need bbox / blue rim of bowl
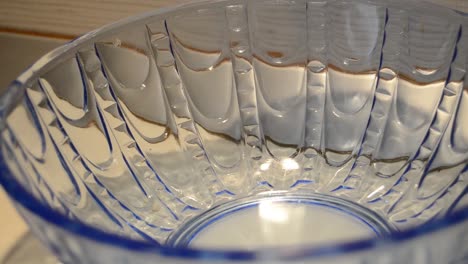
[0,0,467,261]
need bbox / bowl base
[167,192,393,250]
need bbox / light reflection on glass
[259,160,272,171]
[258,200,289,223]
[281,158,299,171]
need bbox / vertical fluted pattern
[1,0,466,251]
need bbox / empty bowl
[0,0,467,263]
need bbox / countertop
[0,32,65,262]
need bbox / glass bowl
[1,0,467,263]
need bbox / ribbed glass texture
[0,0,467,263]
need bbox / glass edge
[1,151,467,261]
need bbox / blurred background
[0,0,466,262]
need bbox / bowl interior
[1,0,467,252]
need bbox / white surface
[0,32,64,261]
[191,202,375,249]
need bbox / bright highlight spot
[258,200,289,223]
[260,161,271,171]
[281,158,299,170]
